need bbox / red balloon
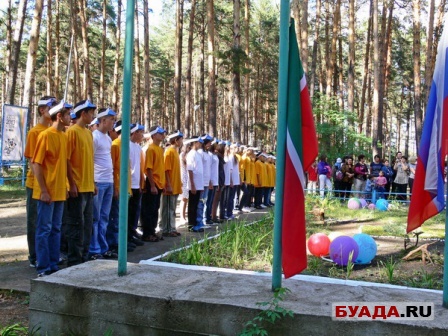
[307,233,331,257]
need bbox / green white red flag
[281,22,318,278]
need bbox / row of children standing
[178,137,276,232]
[24,96,277,277]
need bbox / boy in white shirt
[186,136,204,232]
[89,108,117,259]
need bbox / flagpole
[118,0,135,276]
[444,179,448,308]
[272,0,291,290]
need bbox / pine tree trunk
[347,0,355,113]
[77,0,93,100]
[309,0,320,98]
[134,4,141,123]
[232,0,241,142]
[70,0,81,104]
[46,0,53,95]
[174,0,184,131]
[100,0,107,106]
[371,0,382,157]
[54,0,61,97]
[300,0,308,73]
[185,0,196,137]
[4,0,13,104]
[6,0,28,105]
[359,0,373,135]
[112,0,122,113]
[207,0,217,135]
[22,0,44,112]
[143,0,151,130]
[243,0,250,144]
[200,3,205,134]
[413,0,422,151]
[424,0,435,110]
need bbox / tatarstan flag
[281,22,318,278]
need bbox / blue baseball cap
[73,100,97,114]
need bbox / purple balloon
[359,198,367,208]
[330,236,359,266]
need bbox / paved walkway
[0,200,270,293]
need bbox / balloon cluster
[307,233,377,266]
[347,197,389,212]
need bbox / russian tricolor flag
[407,24,448,233]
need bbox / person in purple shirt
[317,155,332,198]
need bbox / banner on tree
[1,104,28,162]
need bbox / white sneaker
[260,204,267,208]
[242,207,251,213]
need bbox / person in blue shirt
[381,159,394,199]
[370,154,384,177]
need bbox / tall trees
[143,0,151,129]
[77,0,93,100]
[232,0,241,142]
[112,0,122,113]
[6,0,27,104]
[22,0,44,111]
[413,0,422,150]
[185,0,197,137]
[174,0,184,131]
[207,0,217,135]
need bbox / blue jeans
[107,197,119,249]
[263,187,270,206]
[90,183,113,255]
[205,186,216,221]
[35,201,64,274]
[196,189,208,227]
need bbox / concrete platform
[29,261,448,335]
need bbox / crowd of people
[306,152,418,201]
[24,96,277,277]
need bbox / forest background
[0,0,445,161]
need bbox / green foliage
[239,288,293,336]
[313,95,371,160]
[380,256,398,283]
[164,218,273,271]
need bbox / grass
[163,217,274,271]
[0,182,26,201]
[162,196,444,290]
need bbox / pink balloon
[307,233,331,257]
[330,236,359,266]
[347,198,361,210]
[368,203,376,210]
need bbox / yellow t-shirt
[270,163,276,187]
[236,153,244,179]
[25,123,49,189]
[111,137,121,192]
[164,146,182,195]
[145,143,165,190]
[66,124,94,192]
[255,160,265,187]
[266,163,276,187]
[32,127,68,201]
[262,162,269,187]
[249,160,256,185]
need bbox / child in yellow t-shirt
[65,99,96,266]
[141,125,166,242]
[24,96,55,267]
[160,131,184,236]
[32,100,72,277]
